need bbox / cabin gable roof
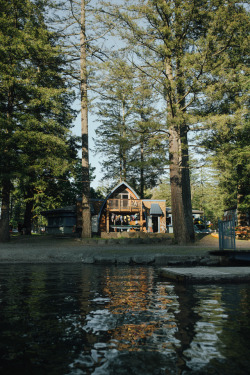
[106,181,140,200]
[97,181,140,225]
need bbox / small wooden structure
[42,181,166,235]
[41,206,76,235]
[97,181,166,234]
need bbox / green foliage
[1,0,248,238]
[0,0,78,234]
[94,0,249,241]
[196,2,250,216]
[147,178,171,206]
[94,57,168,196]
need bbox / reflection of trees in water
[83,267,180,352]
[208,284,250,375]
[0,265,94,374]
[173,284,201,372]
[76,268,250,375]
[72,278,250,375]
[1,266,250,375]
[180,286,226,371]
[78,267,183,374]
[175,284,250,375]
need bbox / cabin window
[114,189,129,200]
[115,192,129,200]
[121,194,129,200]
[166,217,171,225]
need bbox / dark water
[0,265,250,375]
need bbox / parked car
[194,225,212,234]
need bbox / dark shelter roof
[150,203,163,215]
[41,206,76,216]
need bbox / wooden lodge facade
[43,181,166,235]
[94,182,166,234]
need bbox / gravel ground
[0,234,249,264]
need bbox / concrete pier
[158,267,250,284]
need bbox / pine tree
[52,0,112,238]
[79,0,92,238]
[100,0,248,243]
[129,71,168,197]
[94,57,167,195]
[0,0,77,240]
[197,2,249,226]
[94,58,135,184]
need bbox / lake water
[0,264,249,375]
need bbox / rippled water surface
[0,264,250,375]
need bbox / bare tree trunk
[121,98,127,181]
[140,137,144,198]
[80,0,91,238]
[0,179,10,242]
[0,88,14,242]
[237,186,248,227]
[169,126,194,243]
[166,56,194,244]
[23,189,34,235]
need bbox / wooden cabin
[42,182,209,236]
[42,181,166,235]
[41,205,77,235]
[97,182,166,234]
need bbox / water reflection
[0,265,249,375]
[182,287,227,370]
[82,268,180,353]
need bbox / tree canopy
[95,0,249,242]
[94,56,168,197]
[0,0,78,240]
[1,0,249,242]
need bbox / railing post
[219,220,224,250]
[140,200,143,231]
[218,217,236,250]
[232,215,236,250]
[106,200,109,233]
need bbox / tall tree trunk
[166,55,194,244]
[23,189,34,235]
[80,0,91,238]
[237,184,248,227]
[140,137,144,198]
[0,87,14,242]
[120,98,127,181]
[0,179,11,242]
[169,126,194,244]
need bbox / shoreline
[0,234,249,265]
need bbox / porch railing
[218,218,236,250]
[108,199,140,211]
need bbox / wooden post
[140,200,143,232]
[106,201,109,233]
[80,0,91,238]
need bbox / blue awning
[150,203,163,215]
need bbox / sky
[71,104,104,190]
[48,0,131,190]
[68,0,127,191]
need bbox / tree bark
[23,189,34,235]
[0,179,11,242]
[120,98,127,182]
[166,54,195,244]
[80,0,92,238]
[169,126,194,244]
[140,137,144,198]
[0,87,14,242]
[237,185,248,227]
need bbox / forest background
[0,0,249,242]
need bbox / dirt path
[0,234,248,264]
